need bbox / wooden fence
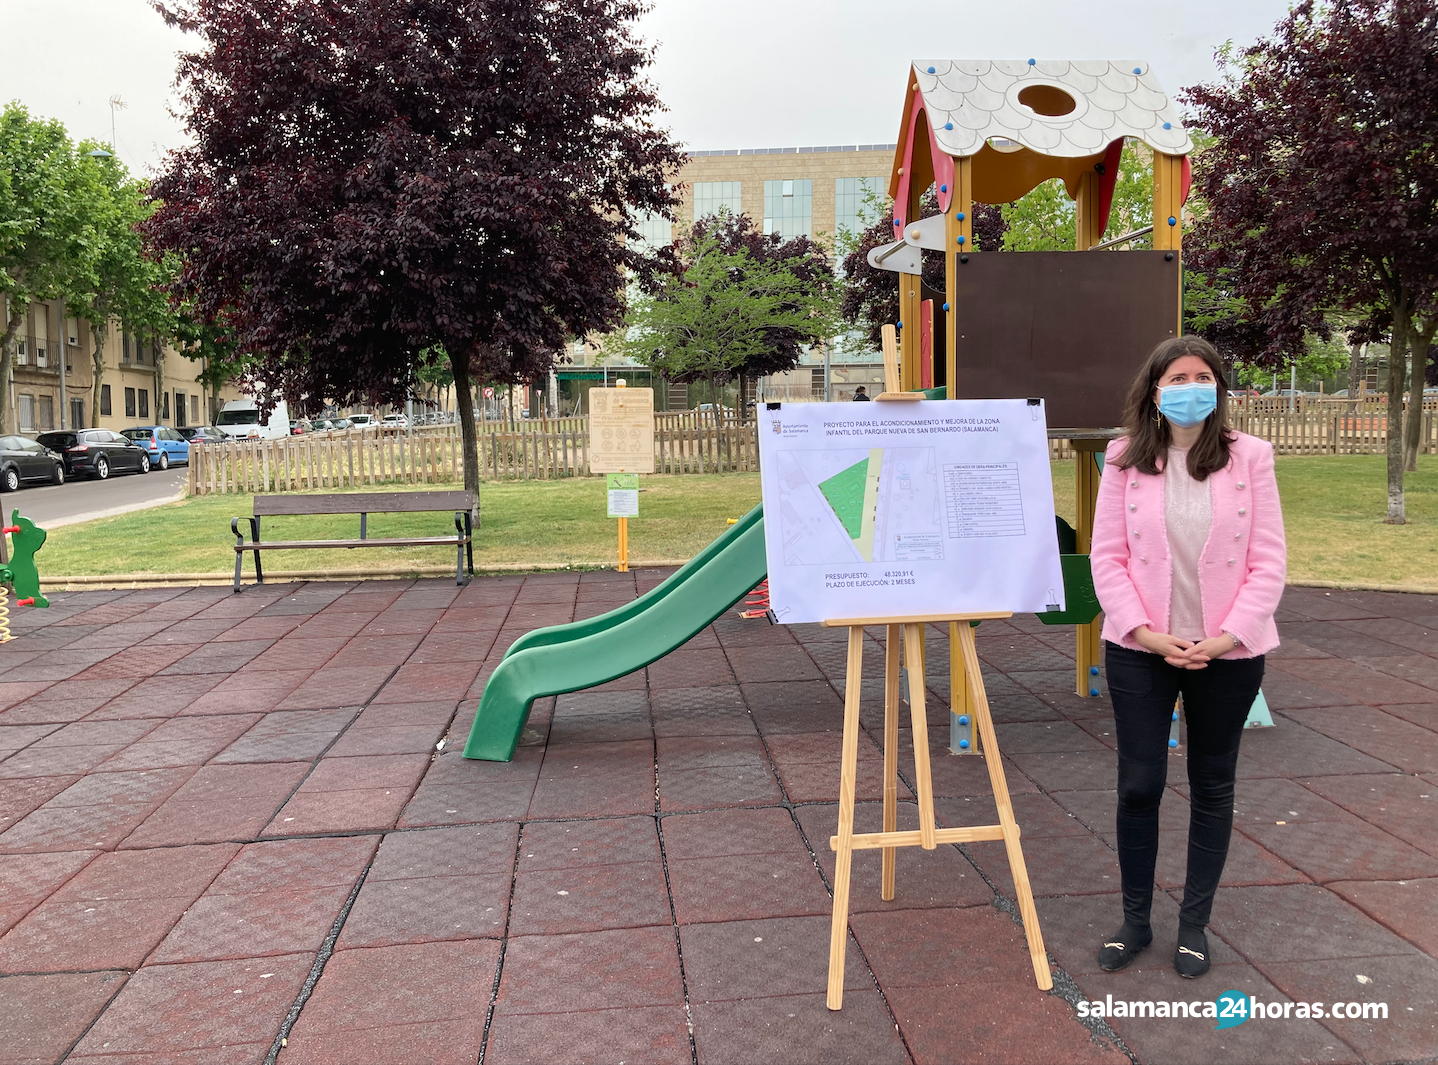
[188,400,1438,495]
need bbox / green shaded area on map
[819,458,869,540]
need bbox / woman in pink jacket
[1090,335,1286,979]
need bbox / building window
[694,181,741,222]
[138,389,149,420]
[38,395,53,431]
[124,387,136,418]
[175,391,187,428]
[17,394,34,432]
[191,395,200,424]
[101,384,112,416]
[122,334,131,364]
[135,337,145,366]
[631,209,672,251]
[161,392,170,421]
[834,177,886,241]
[763,179,812,239]
[70,398,85,430]
[35,343,46,368]
[15,340,25,366]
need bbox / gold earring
[1153,406,1163,425]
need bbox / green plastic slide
[463,505,768,761]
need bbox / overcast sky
[1,0,1296,175]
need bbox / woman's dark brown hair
[1114,335,1234,480]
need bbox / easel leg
[827,624,865,1011]
[957,623,1054,990]
[949,621,980,755]
[903,624,938,850]
[882,624,901,900]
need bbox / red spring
[1,526,18,534]
[15,598,34,607]
[740,579,770,618]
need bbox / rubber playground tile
[1284,705,1438,774]
[728,645,826,684]
[337,871,511,948]
[885,981,1129,1065]
[0,799,168,854]
[646,647,733,690]
[121,762,311,848]
[0,970,130,1065]
[266,784,425,837]
[288,611,380,640]
[68,953,312,1064]
[519,816,660,870]
[484,1004,691,1065]
[0,849,97,936]
[327,633,426,670]
[660,807,805,862]
[0,843,238,971]
[0,742,128,779]
[1208,884,1423,964]
[211,707,360,763]
[1239,815,1438,883]
[0,722,59,757]
[1302,772,1438,855]
[509,860,672,936]
[548,710,654,745]
[0,774,77,832]
[554,689,650,716]
[183,671,316,716]
[796,804,994,913]
[667,849,834,925]
[657,734,771,773]
[1261,951,1438,1063]
[526,739,656,819]
[660,764,787,811]
[1152,828,1310,889]
[0,679,134,724]
[239,636,348,672]
[358,608,445,637]
[84,674,225,720]
[1003,749,1123,793]
[97,713,262,772]
[966,831,1123,899]
[691,988,909,1065]
[325,722,446,757]
[1271,656,1437,707]
[1328,877,1438,957]
[276,665,396,710]
[350,700,459,728]
[1218,774,1366,828]
[1278,620,1412,659]
[983,719,1113,756]
[497,925,683,1014]
[73,642,202,681]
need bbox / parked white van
[215,399,291,440]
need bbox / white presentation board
[757,399,1065,624]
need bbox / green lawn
[29,455,1438,589]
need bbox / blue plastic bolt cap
[940,183,948,192]
[942,302,950,311]
[955,211,966,220]
[958,715,969,726]
[1090,687,1100,697]
[1168,216,1177,226]
[1163,121,1172,130]
[928,66,936,74]
[1133,66,1143,74]
[893,219,902,226]
[1172,711,1179,721]
[896,321,903,329]
[959,738,970,749]
[956,235,966,244]
[1089,666,1099,676]
[1028,58,1036,65]
[944,122,954,130]
[1168,737,1179,748]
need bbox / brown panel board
[951,250,1180,431]
[254,490,475,516]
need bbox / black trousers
[1105,642,1265,931]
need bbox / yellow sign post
[606,473,639,572]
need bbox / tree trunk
[0,299,24,435]
[1403,327,1434,472]
[449,346,481,530]
[89,314,109,429]
[1385,314,1409,524]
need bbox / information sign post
[606,473,639,572]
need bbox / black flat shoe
[1098,925,1153,971]
[1175,929,1212,979]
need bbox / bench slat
[252,490,475,516]
[237,536,468,551]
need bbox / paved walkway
[0,575,1434,1064]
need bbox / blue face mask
[1157,382,1218,428]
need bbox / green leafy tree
[0,104,98,432]
[1001,141,1159,252]
[627,222,838,415]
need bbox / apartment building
[6,298,245,435]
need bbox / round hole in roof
[1017,84,1077,117]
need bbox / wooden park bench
[231,490,475,592]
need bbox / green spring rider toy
[0,511,49,642]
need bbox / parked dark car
[37,429,150,480]
[120,426,190,469]
[180,426,226,444]
[0,436,65,491]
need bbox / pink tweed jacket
[1091,431,1286,657]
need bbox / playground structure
[0,511,50,642]
[464,58,1190,765]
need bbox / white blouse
[1164,447,1212,642]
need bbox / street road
[1,467,189,529]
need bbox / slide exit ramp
[463,505,767,761]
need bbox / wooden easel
[822,611,1053,1010]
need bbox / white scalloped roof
[912,60,1193,158]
